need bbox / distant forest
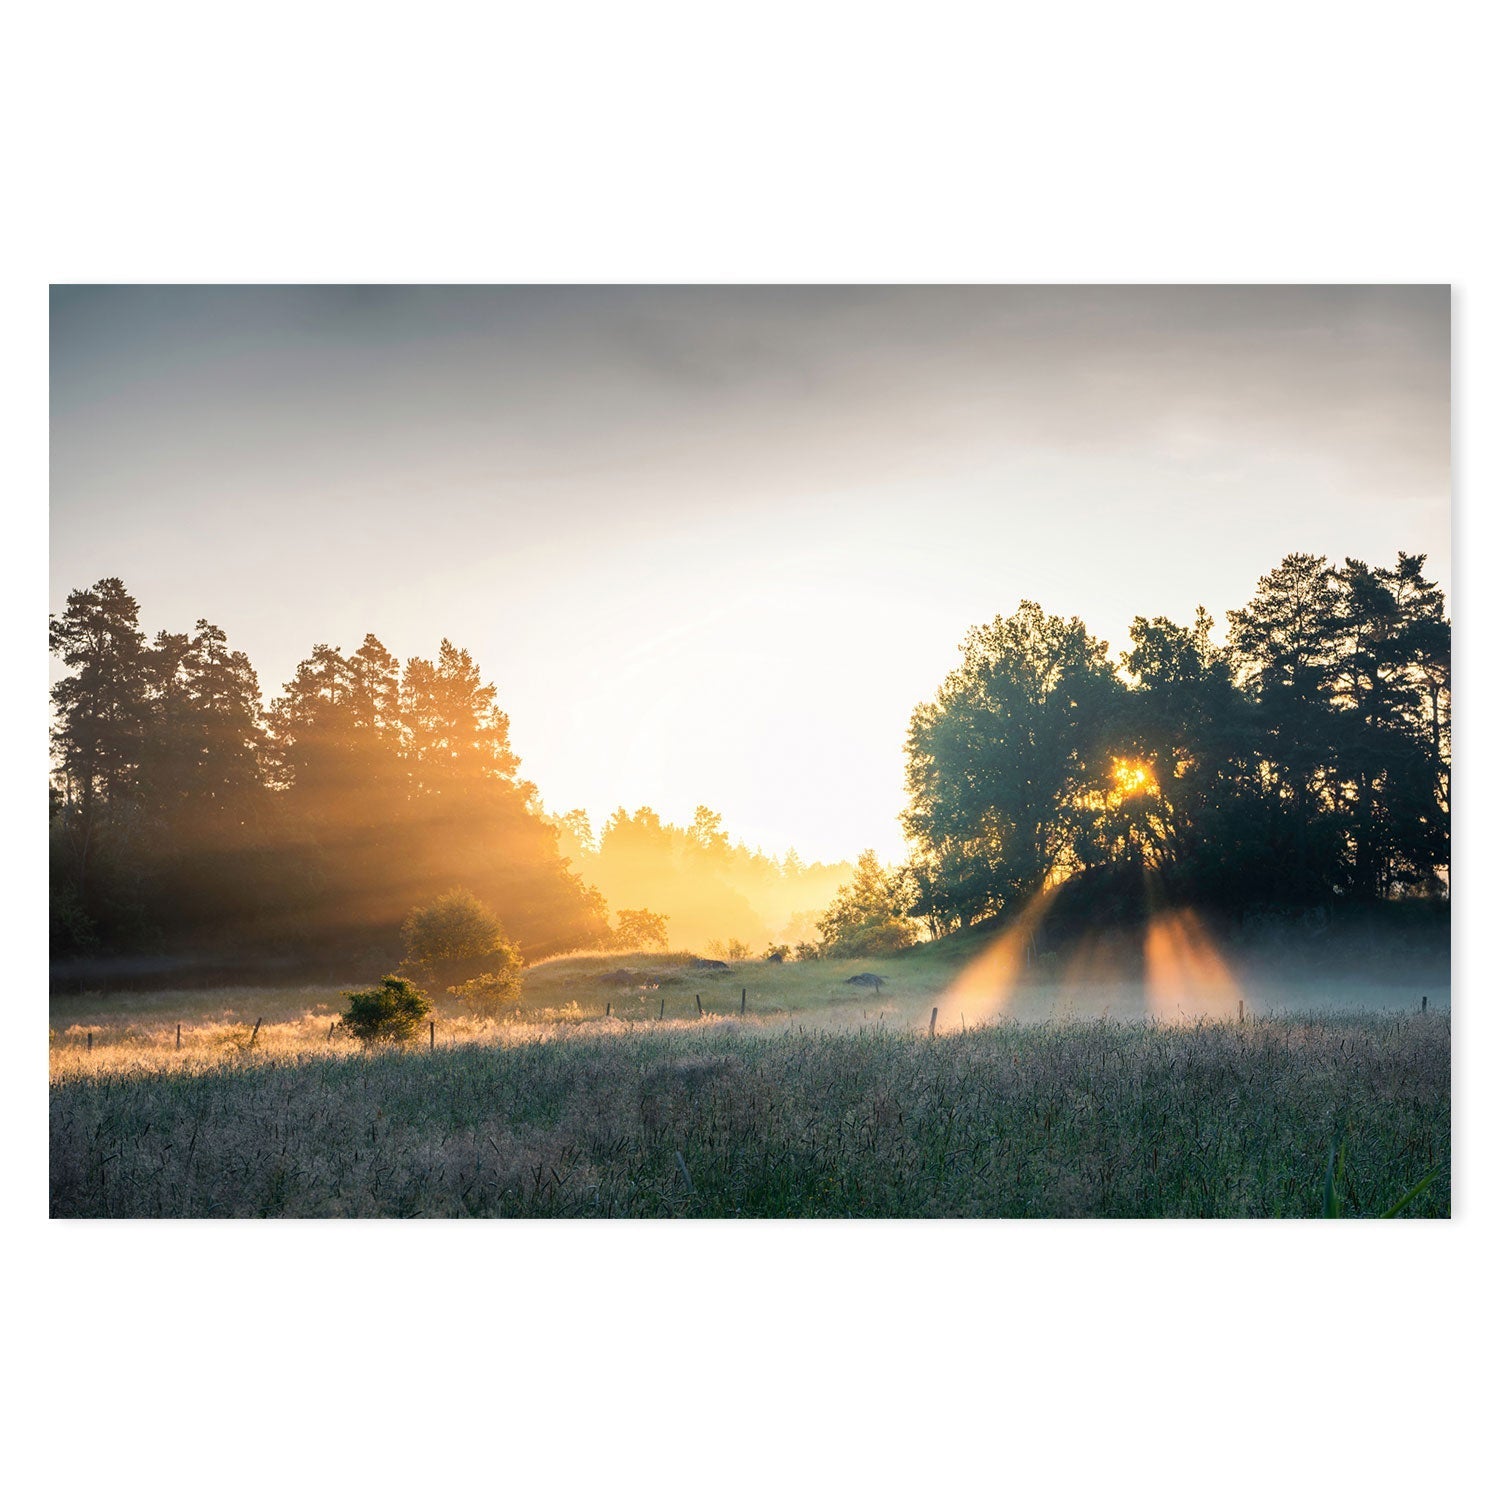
[49,548,1450,972]
[553,807,854,954]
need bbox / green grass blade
[1380,1161,1449,1218]
[1323,1133,1346,1218]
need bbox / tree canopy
[902,552,1450,933]
[49,580,609,963]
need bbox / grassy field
[49,947,1450,1218]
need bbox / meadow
[49,947,1450,1218]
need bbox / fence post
[696,994,703,1016]
[659,995,665,1021]
[741,987,746,1015]
[1238,998,1244,1024]
[176,1023,182,1050]
[430,1019,436,1050]
[249,1018,262,1048]
[929,1007,938,1037]
[1422,995,1428,1014]
[605,999,611,1018]
[86,1030,92,1053]
[328,1020,336,1042]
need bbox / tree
[903,601,1122,925]
[48,579,160,952]
[48,579,615,962]
[401,639,521,792]
[49,579,152,879]
[1221,551,1450,904]
[1116,608,1268,904]
[1226,554,1345,900]
[340,975,430,1044]
[816,850,919,957]
[141,619,268,832]
[400,886,526,1017]
[121,617,281,942]
[552,808,596,861]
[402,888,509,985]
[687,805,731,858]
[614,907,669,950]
[1326,554,1449,896]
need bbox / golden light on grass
[1143,908,1242,1023]
[937,883,1059,1028]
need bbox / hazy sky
[50,286,1450,863]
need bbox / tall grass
[50,1011,1450,1218]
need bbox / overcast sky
[50,285,1450,863]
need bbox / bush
[793,942,821,962]
[446,951,524,1017]
[708,937,752,961]
[822,916,919,958]
[341,975,430,1045]
[764,943,790,962]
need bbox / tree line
[895,550,1450,939]
[49,579,609,963]
[48,579,853,968]
[50,549,1450,969]
[551,804,854,954]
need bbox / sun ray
[936,883,1059,1028]
[1143,908,1242,1023]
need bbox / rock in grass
[844,973,888,992]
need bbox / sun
[1111,758,1157,799]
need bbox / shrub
[823,916,919,958]
[793,941,821,962]
[764,943,790,963]
[341,975,430,1045]
[708,937,752,961]
[446,946,524,1017]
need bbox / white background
[5,3,1494,1496]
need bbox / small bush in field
[340,975,430,1044]
[447,953,523,1017]
[709,937,752,961]
[793,941,821,962]
[764,943,790,962]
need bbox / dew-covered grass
[50,1007,1449,1218]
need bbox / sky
[50,285,1451,864]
